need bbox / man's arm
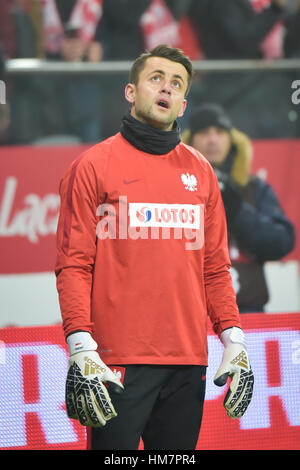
[55,151,124,427]
[55,153,100,337]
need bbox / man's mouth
[156,98,170,110]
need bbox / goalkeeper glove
[65,331,124,427]
[214,327,254,418]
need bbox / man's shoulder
[78,133,121,163]
[67,133,123,175]
[60,134,122,183]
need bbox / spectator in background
[182,104,295,313]
[284,0,300,57]
[189,0,285,60]
[95,0,151,61]
[2,0,104,144]
[140,0,196,58]
[43,0,103,62]
[186,0,299,139]
[0,1,17,61]
[95,0,193,61]
[31,0,104,144]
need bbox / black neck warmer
[120,112,181,155]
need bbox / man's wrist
[220,327,246,348]
[67,331,98,355]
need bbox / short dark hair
[129,45,194,97]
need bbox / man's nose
[161,80,172,94]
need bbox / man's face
[125,57,188,131]
[190,126,231,166]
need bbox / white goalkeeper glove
[214,327,254,418]
[65,331,124,427]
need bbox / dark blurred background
[1,0,300,145]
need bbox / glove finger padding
[214,343,254,418]
[65,351,124,427]
[223,367,254,418]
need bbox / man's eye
[172,81,181,88]
[152,76,160,82]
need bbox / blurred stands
[0,0,299,144]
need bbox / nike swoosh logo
[123,178,141,185]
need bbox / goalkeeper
[55,45,254,450]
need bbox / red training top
[55,132,241,366]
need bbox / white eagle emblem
[181,172,198,192]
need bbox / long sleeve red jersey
[55,132,241,366]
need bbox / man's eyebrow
[173,73,185,84]
[148,69,165,77]
[149,69,185,83]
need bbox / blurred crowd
[0,0,300,144]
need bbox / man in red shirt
[55,45,254,450]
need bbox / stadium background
[0,0,300,450]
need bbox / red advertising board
[0,145,89,274]
[0,313,299,450]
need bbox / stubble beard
[134,103,175,131]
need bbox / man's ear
[177,99,187,118]
[125,83,136,105]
